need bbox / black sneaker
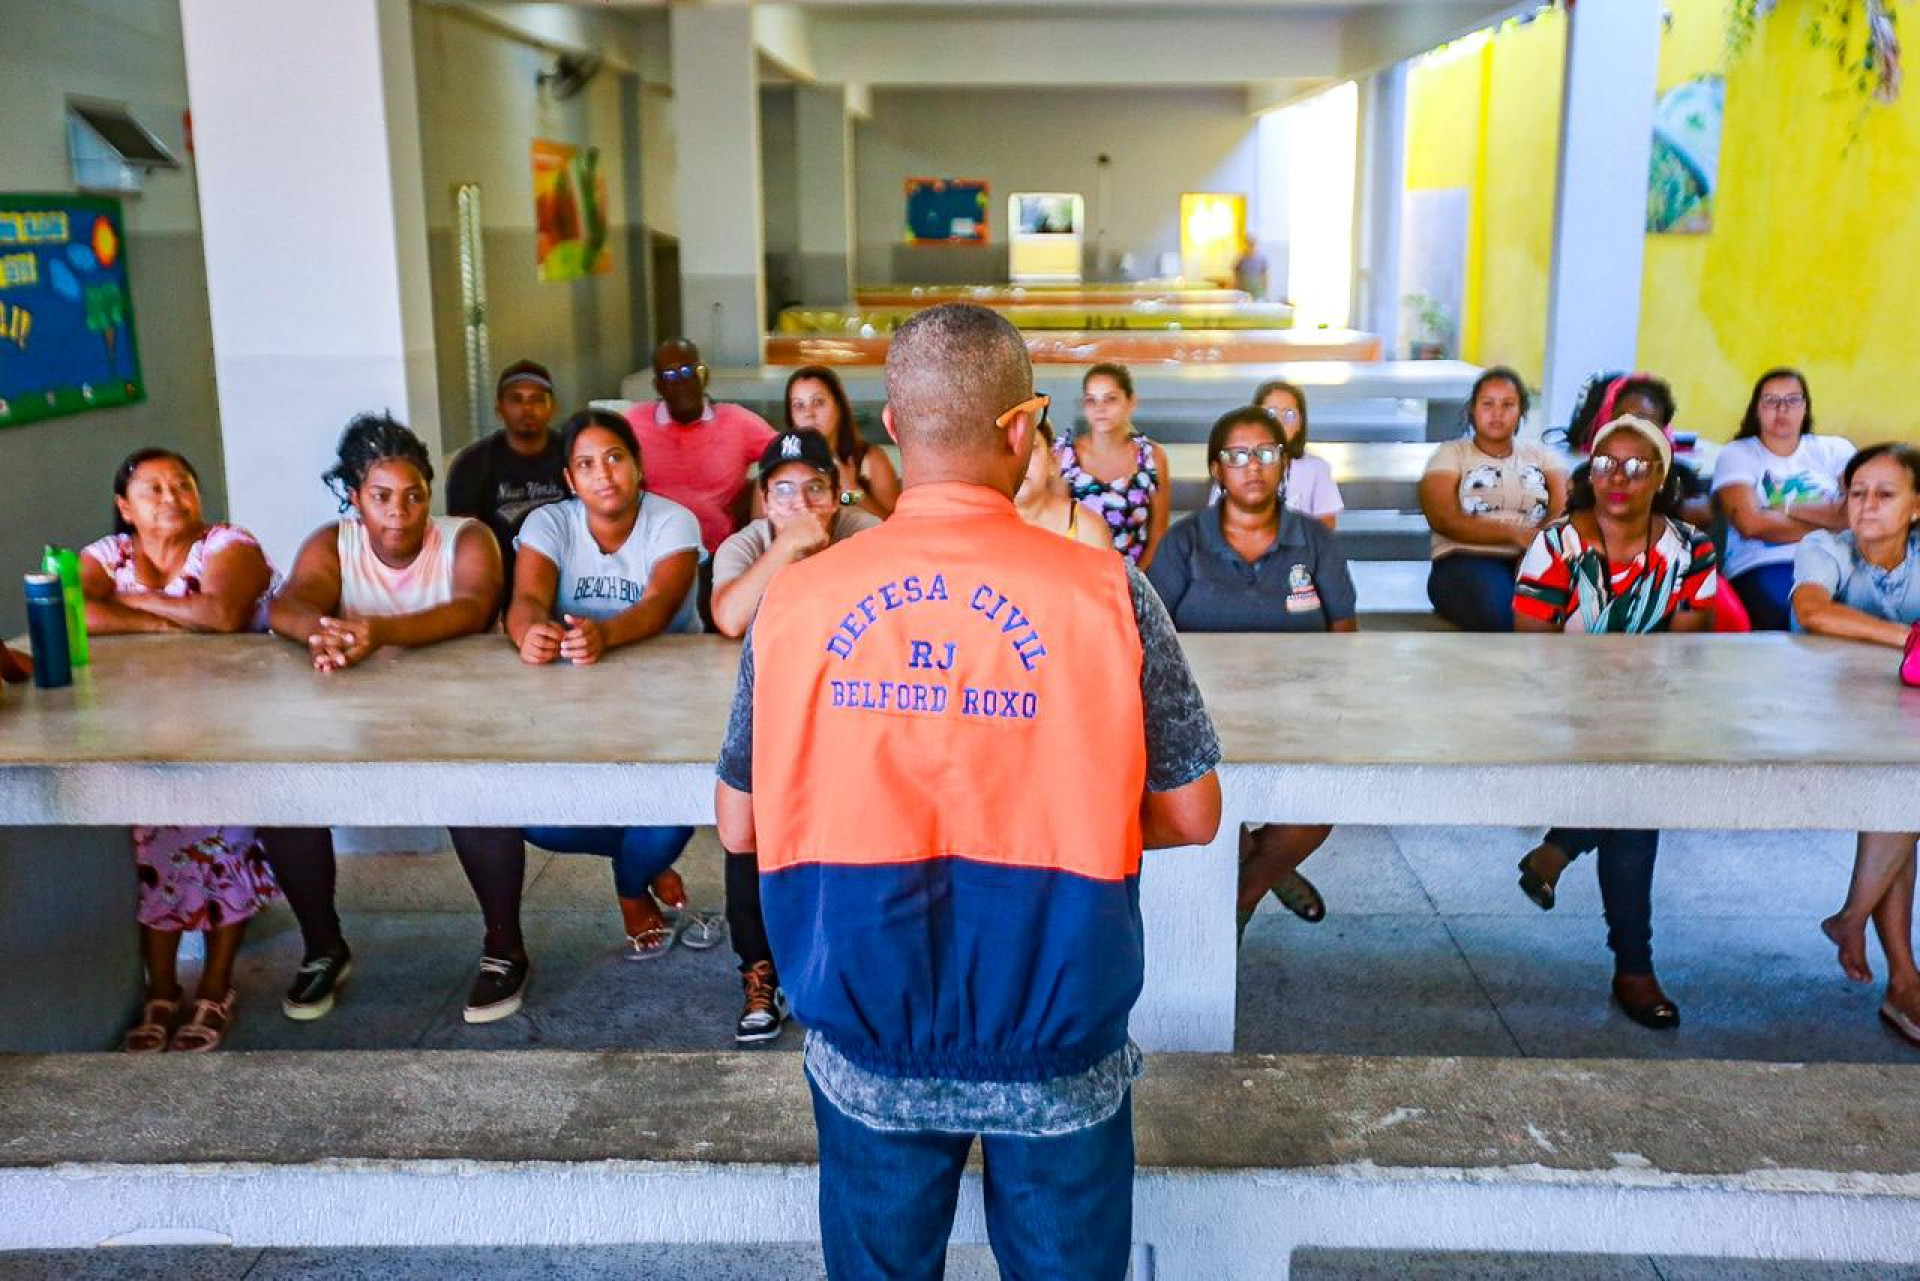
[735,960,789,1044]
[464,953,529,1024]
[282,945,353,1022]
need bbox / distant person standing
[625,338,777,555]
[715,303,1222,1279]
[1233,234,1270,300]
[446,360,568,601]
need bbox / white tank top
[336,515,475,618]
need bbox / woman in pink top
[80,448,280,1054]
[266,414,531,1027]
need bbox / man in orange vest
[715,303,1222,1279]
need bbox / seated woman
[1252,379,1343,530]
[1565,372,1711,529]
[265,413,532,1025]
[1014,417,1113,551]
[1713,368,1856,631]
[1418,366,1568,632]
[784,365,900,519]
[1059,363,1171,569]
[1512,415,1718,1030]
[1792,443,1920,1048]
[1148,406,1356,937]
[507,408,720,960]
[80,448,280,1053]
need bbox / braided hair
[322,412,434,512]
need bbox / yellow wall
[1640,0,1920,444]
[1402,0,1920,442]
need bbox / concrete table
[5,632,1918,1053]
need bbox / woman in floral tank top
[1056,363,1170,568]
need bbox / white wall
[854,88,1259,285]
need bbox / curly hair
[322,412,434,511]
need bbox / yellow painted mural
[1403,0,1919,443]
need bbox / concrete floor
[203,826,1914,1065]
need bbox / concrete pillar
[793,85,856,306]
[669,6,766,366]
[0,827,140,1051]
[1541,0,1660,429]
[179,0,440,571]
[1355,64,1407,358]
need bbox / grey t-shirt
[515,495,703,633]
[709,508,880,590]
[714,561,1222,1138]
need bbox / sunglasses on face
[658,363,704,385]
[1217,445,1284,468]
[1590,455,1657,481]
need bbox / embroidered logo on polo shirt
[1285,562,1322,613]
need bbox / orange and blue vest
[751,482,1149,1082]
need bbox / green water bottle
[41,545,88,668]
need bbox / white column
[180,0,440,571]
[1355,64,1407,357]
[793,85,856,306]
[1541,0,1661,429]
[669,6,766,366]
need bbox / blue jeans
[1730,563,1795,632]
[1427,554,1519,632]
[521,826,694,900]
[809,1077,1134,1281]
[1543,827,1659,975]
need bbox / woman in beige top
[1417,366,1569,632]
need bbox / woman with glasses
[507,409,721,962]
[784,365,899,519]
[1149,406,1356,937]
[1252,379,1342,530]
[1418,366,1569,632]
[1713,368,1856,630]
[1058,363,1171,569]
[1512,415,1719,1030]
[1793,443,1920,1048]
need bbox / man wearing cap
[714,303,1223,1279]
[706,429,880,1045]
[447,359,567,604]
[625,338,777,555]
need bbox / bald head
[885,304,1034,458]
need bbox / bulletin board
[0,194,145,429]
[904,178,989,244]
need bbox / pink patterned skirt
[132,826,278,932]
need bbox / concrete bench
[4,632,1917,1057]
[4,1050,1916,1277]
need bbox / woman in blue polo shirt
[1148,406,1356,937]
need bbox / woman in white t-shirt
[1253,379,1343,530]
[507,409,721,961]
[1711,368,1855,630]
[1417,366,1569,631]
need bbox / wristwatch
[839,488,866,508]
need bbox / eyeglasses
[1264,406,1302,427]
[1217,445,1285,468]
[769,478,833,502]
[996,393,1051,434]
[1759,393,1806,411]
[657,363,704,385]
[1589,456,1657,481]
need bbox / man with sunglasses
[624,338,777,555]
[715,303,1222,1279]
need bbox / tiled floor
[202,825,1914,1064]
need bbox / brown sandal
[168,989,236,1053]
[122,997,180,1053]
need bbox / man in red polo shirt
[625,338,777,554]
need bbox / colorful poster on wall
[904,178,989,244]
[532,139,611,282]
[1647,75,1724,234]
[0,194,144,429]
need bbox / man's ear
[1003,408,1036,463]
[881,405,900,444]
[697,364,711,391]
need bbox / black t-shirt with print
[446,430,568,595]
